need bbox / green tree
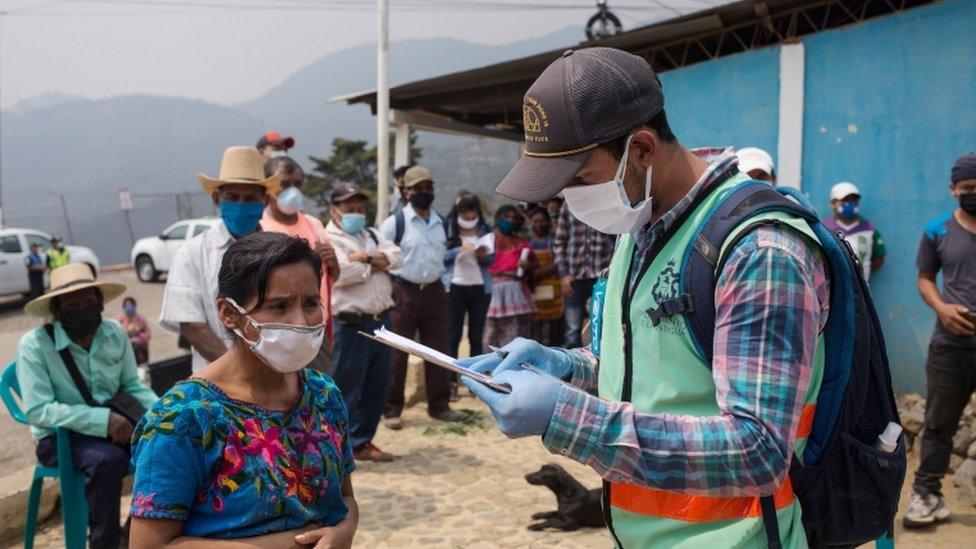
[306,134,421,224]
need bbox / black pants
[913,342,976,497]
[447,284,490,359]
[332,313,391,451]
[563,278,597,348]
[37,432,130,549]
[28,272,45,299]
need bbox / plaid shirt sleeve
[543,226,830,497]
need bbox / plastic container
[875,422,903,453]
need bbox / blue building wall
[801,0,976,393]
[661,45,781,159]
[660,0,976,393]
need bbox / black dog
[525,464,605,531]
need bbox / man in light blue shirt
[379,166,462,425]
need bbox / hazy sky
[0,0,706,109]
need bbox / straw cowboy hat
[24,263,126,318]
[197,146,282,196]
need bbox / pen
[489,345,508,359]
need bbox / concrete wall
[660,0,976,393]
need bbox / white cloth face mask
[226,297,324,374]
[561,133,654,235]
[457,216,480,230]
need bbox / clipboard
[358,327,512,394]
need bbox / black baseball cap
[330,182,367,204]
[496,47,664,202]
[951,151,976,184]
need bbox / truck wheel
[136,255,158,283]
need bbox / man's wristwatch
[365,254,373,265]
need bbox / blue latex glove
[461,366,562,438]
[458,337,573,380]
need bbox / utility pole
[375,0,390,225]
[118,189,135,245]
[50,191,75,243]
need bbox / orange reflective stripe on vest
[610,475,795,523]
[796,404,816,439]
[609,403,816,522]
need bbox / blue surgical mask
[837,201,859,220]
[123,304,136,316]
[497,218,518,235]
[339,213,367,234]
[220,201,265,237]
[276,187,304,215]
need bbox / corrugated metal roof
[337,0,933,130]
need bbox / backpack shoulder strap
[679,181,818,366]
[43,324,97,407]
[366,228,379,246]
[394,210,405,246]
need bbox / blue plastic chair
[1,362,88,549]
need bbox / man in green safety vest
[46,236,71,270]
[462,47,830,548]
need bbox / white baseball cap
[830,182,861,201]
[736,147,775,176]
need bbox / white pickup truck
[0,228,102,297]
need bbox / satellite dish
[586,0,623,41]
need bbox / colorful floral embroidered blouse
[130,369,355,539]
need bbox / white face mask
[457,216,480,230]
[226,298,324,374]
[561,133,654,235]
[270,149,289,159]
[276,186,305,215]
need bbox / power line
[4,0,680,16]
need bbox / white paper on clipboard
[359,327,512,393]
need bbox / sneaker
[383,415,403,431]
[903,491,951,528]
[354,442,396,462]
[431,409,466,423]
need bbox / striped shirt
[543,149,830,497]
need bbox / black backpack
[651,180,906,547]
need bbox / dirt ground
[0,270,973,547]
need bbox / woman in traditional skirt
[483,205,536,349]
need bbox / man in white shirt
[327,182,403,461]
[160,146,280,371]
[379,166,464,425]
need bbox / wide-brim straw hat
[197,146,282,196]
[24,263,126,318]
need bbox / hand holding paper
[461,337,573,380]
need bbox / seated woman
[129,232,358,549]
[117,296,151,364]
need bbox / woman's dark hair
[218,232,322,313]
[494,204,522,231]
[446,192,488,248]
[602,109,677,160]
[526,206,550,222]
[264,156,305,179]
[123,296,137,307]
